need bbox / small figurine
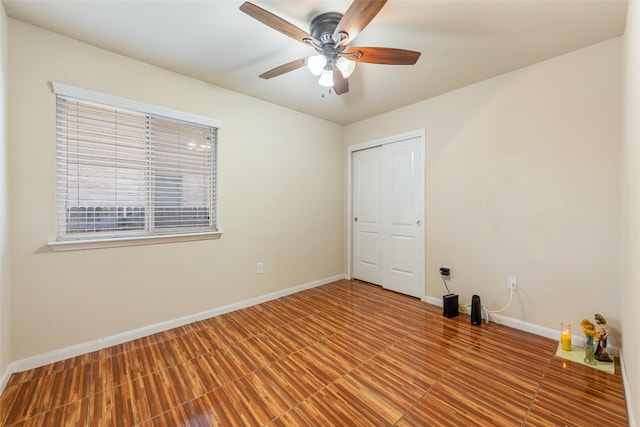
[594,313,613,362]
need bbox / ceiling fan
[239,0,421,95]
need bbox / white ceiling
[3,0,628,125]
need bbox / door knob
[354,217,358,222]
[416,220,421,226]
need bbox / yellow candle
[561,333,572,351]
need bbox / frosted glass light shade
[318,68,334,87]
[336,57,356,78]
[307,54,327,76]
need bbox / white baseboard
[0,274,346,393]
[620,352,637,427]
[422,296,620,355]
[423,296,442,306]
[0,364,11,396]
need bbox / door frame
[347,129,426,290]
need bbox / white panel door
[352,147,383,285]
[382,137,425,298]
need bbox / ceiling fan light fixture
[318,68,334,87]
[307,54,327,75]
[336,56,356,78]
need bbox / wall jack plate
[440,266,451,277]
[507,276,517,290]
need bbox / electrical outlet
[440,265,451,277]
[257,262,264,274]
[507,276,517,290]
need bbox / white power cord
[483,287,515,324]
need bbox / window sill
[47,231,223,252]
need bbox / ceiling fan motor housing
[310,12,343,46]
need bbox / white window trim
[51,82,222,128]
[47,231,223,252]
[48,82,223,251]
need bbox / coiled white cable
[483,287,514,323]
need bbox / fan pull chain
[321,88,334,98]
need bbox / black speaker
[471,294,482,325]
[443,294,459,318]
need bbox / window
[51,83,221,249]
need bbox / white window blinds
[54,85,219,241]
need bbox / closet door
[352,146,383,285]
[351,135,425,298]
[381,137,424,298]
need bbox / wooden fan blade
[332,0,388,46]
[345,47,421,65]
[240,2,318,45]
[259,57,308,79]
[333,69,349,95]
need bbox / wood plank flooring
[0,280,629,426]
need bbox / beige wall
[345,40,622,341]
[622,0,640,422]
[0,3,9,375]
[8,19,344,360]
[4,13,631,413]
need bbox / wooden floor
[0,280,629,426]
